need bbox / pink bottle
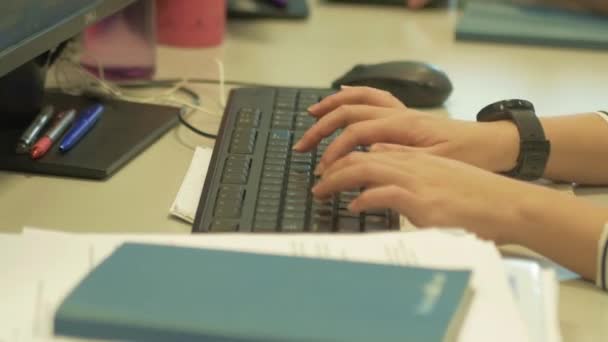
[81,0,157,80]
[156,0,226,47]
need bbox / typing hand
[311,151,544,244]
[294,86,520,175]
[294,86,405,153]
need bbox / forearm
[508,185,608,281]
[540,113,608,184]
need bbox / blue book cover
[55,243,472,342]
[456,1,608,50]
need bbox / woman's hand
[311,151,553,244]
[294,86,520,175]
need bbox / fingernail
[292,140,302,151]
[307,103,319,112]
[314,162,325,176]
[348,203,359,213]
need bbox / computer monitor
[0,0,136,127]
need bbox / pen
[15,105,54,154]
[30,109,77,160]
[59,104,104,153]
[267,0,288,8]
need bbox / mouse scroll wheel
[422,81,435,88]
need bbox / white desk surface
[2,1,608,340]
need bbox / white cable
[594,111,608,127]
[52,44,228,125]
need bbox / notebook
[55,242,473,342]
[456,1,608,50]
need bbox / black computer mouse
[331,61,453,108]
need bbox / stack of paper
[0,228,560,341]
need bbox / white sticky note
[170,146,213,223]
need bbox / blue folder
[456,1,608,50]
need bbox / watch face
[479,99,534,117]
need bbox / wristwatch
[476,99,550,181]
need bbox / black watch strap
[477,100,550,181]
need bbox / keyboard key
[272,119,294,129]
[265,158,286,166]
[270,129,292,141]
[281,219,306,232]
[237,108,261,127]
[259,191,282,200]
[285,197,308,206]
[264,164,285,173]
[257,199,281,208]
[266,151,288,159]
[257,206,280,215]
[267,145,289,153]
[260,184,282,193]
[209,219,240,232]
[261,178,283,186]
[338,209,359,218]
[337,217,361,232]
[310,220,333,232]
[283,211,306,221]
[217,186,245,201]
[263,171,284,179]
[253,219,278,232]
[222,172,248,184]
[214,205,241,218]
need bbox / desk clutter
[0,92,179,179]
[1,228,560,342]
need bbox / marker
[59,104,104,153]
[267,0,288,8]
[30,109,77,160]
[15,105,54,154]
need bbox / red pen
[30,109,77,160]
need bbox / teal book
[55,243,472,342]
[456,1,608,50]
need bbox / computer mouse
[331,61,453,108]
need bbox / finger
[312,163,393,199]
[315,117,406,174]
[321,151,417,182]
[293,105,396,152]
[312,154,417,199]
[369,143,417,153]
[307,86,405,117]
[348,185,415,216]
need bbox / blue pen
[59,104,104,152]
[267,0,288,8]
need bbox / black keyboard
[192,87,399,233]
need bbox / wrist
[480,121,519,173]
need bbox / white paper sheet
[20,228,531,342]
